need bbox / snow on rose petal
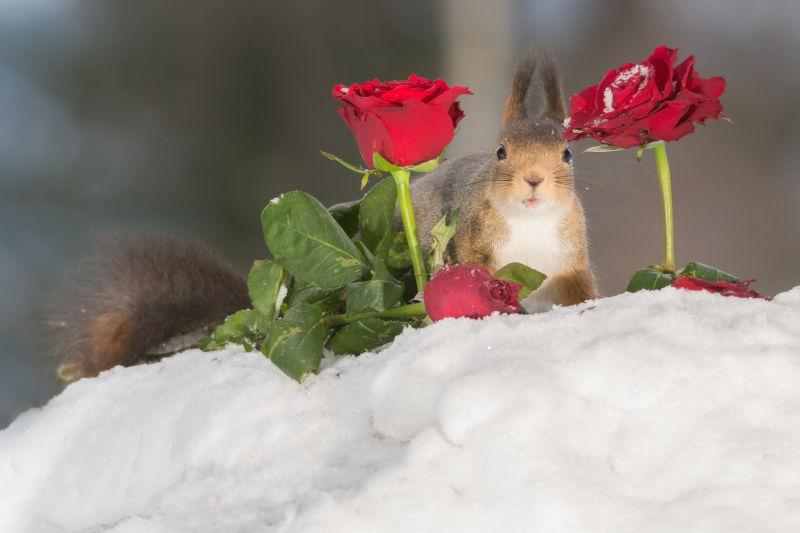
[424,263,522,322]
[563,45,726,148]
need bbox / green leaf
[429,209,459,274]
[329,318,405,355]
[359,177,397,252]
[372,152,403,172]
[407,157,442,173]
[202,309,267,352]
[262,303,327,382]
[328,199,361,238]
[625,266,675,293]
[376,231,411,271]
[585,140,663,155]
[354,240,375,263]
[262,191,369,290]
[346,258,404,315]
[247,260,286,322]
[584,144,625,153]
[284,278,342,309]
[360,172,370,190]
[320,151,370,174]
[679,261,739,283]
[494,262,547,299]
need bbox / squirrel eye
[562,148,573,164]
[496,144,507,161]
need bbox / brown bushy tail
[49,235,249,382]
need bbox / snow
[274,282,288,315]
[603,64,654,114]
[2,288,800,532]
[603,87,615,113]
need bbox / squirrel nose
[525,175,543,187]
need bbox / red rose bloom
[424,263,522,322]
[333,75,471,167]
[672,276,766,299]
[563,45,726,148]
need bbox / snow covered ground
[2,287,800,532]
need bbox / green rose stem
[391,168,428,293]
[652,141,675,273]
[324,302,427,327]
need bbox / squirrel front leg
[551,269,599,306]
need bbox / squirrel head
[489,50,574,212]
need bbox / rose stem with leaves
[652,141,675,273]
[391,168,428,293]
[324,302,426,328]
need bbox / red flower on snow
[424,264,522,322]
[672,276,766,299]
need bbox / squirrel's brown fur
[49,235,248,381]
[410,48,598,310]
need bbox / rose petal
[336,105,394,168]
[646,45,679,97]
[561,45,726,148]
[368,99,456,167]
[424,264,522,321]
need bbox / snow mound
[2,288,800,532]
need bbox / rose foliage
[200,182,545,383]
[626,261,766,299]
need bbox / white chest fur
[493,200,568,277]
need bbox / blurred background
[2,0,798,427]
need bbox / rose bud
[563,45,726,148]
[333,75,471,167]
[672,276,767,299]
[424,263,523,322]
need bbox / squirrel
[410,49,598,311]
[50,49,597,382]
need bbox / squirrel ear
[503,48,536,125]
[538,50,567,122]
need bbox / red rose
[672,276,766,299]
[563,45,726,148]
[424,263,522,322]
[333,75,471,167]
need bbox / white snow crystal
[274,283,288,315]
[603,64,654,114]
[269,194,284,205]
[2,288,800,532]
[603,86,615,113]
